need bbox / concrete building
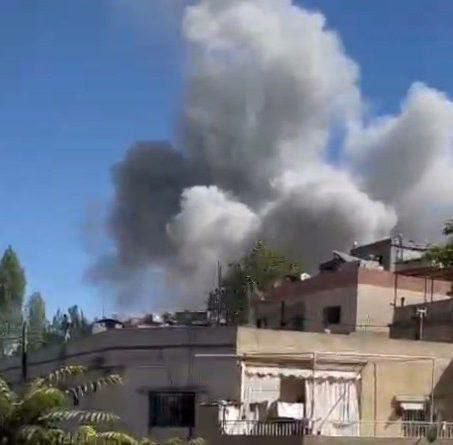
[349,237,428,272]
[390,268,453,342]
[391,298,453,342]
[254,267,451,335]
[2,327,453,444]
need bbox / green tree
[208,241,303,325]
[26,293,47,352]
[0,246,26,356]
[43,306,91,347]
[67,305,90,340]
[0,365,135,444]
[0,365,204,445]
[425,219,453,267]
[43,309,65,347]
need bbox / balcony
[220,419,308,436]
[219,420,453,439]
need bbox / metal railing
[320,420,453,439]
[220,420,308,436]
[220,420,453,439]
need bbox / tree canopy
[26,293,47,352]
[208,241,303,325]
[425,219,453,267]
[0,246,26,321]
[0,246,26,355]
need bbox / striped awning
[244,366,360,380]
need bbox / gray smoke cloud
[91,0,453,308]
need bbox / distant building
[255,238,450,335]
[319,250,383,273]
[350,236,428,272]
[174,311,210,326]
[92,318,124,334]
[123,314,164,328]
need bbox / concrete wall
[356,269,450,334]
[0,327,239,442]
[256,287,358,334]
[255,269,359,333]
[237,328,453,434]
[391,299,453,342]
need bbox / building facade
[254,268,451,335]
[2,327,453,443]
[350,237,428,272]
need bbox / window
[402,409,426,422]
[323,306,341,325]
[280,302,286,328]
[149,392,195,428]
[292,315,304,330]
[402,406,427,437]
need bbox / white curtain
[243,373,280,406]
[305,377,360,436]
[219,404,243,435]
[242,366,360,437]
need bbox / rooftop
[396,265,453,282]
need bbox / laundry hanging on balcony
[242,365,360,437]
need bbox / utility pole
[246,277,256,327]
[416,307,427,341]
[21,321,28,382]
[217,261,222,326]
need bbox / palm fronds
[96,431,139,445]
[39,409,120,424]
[0,377,15,416]
[65,374,123,404]
[44,365,88,386]
[0,364,127,444]
[0,377,14,402]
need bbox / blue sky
[1,0,453,320]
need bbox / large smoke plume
[90,0,453,309]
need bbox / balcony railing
[220,420,308,436]
[220,420,453,439]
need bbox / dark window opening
[280,301,286,328]
[323,306,341,325]
[149,392,195,428]
[402,407,427,437]
[292,315,304,331]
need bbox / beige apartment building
[2,326,453,444]
[254,266,451,335]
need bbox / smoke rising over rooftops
[89,0,453,308]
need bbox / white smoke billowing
[166,186,260,299]
[91,0,453,308]
[347,82,453,239]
